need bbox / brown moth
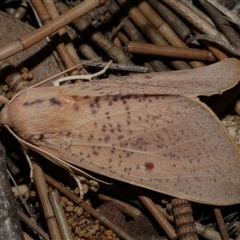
[1,58,240,206]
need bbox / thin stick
[198,0,240,48]
[12,1,28,20]
[156,204,230,240]
[43,0,86,74]
[117,0,191,70]
[7,169,33,218]
[30,0,81,76]
[4,58,100,103]
[213,207,230,240]
[44,173,135,240]
[81,59,148,73]
[17,209,50,240]
[138,195,177,239]
[179,0,215,27]
[162,0,227,41]
[98,193,141,219]
[147,0,191,41]
[49,190,73,240]
[136,0,205,68]
[55,1,133,66]
[205,0,240,26]
[186,35,240,57]
[33,161,62,240]
[125,41,216,62]
[133,187,177,240]
[0,0,106,61]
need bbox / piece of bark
[98,202,166,240]
[0,141,24,240]
[0,11,62,85]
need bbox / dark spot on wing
[104,135,111,143]
[110,148,115,154]
[145,75,152,79]
[38,134,44,141]
[49,97,61,106]
[88,134,94,141]
[73,103,79,111]
[94,97,100,104]
[102,124,107,132]
[23,98,44,106]
[72,95,81,101]
[92,150,99,156]
[118,135,124,140]
[145,162,154,171]
[66,131,72,137]
[113,96,119,102]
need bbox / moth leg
[22,149,34,183]
[53,60,113,86]
[70,172,85,201]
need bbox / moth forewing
[1,58,240,206]
[4,125,107,185]
[2,84,240,205]
[5,58,240,103]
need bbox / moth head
[0,94,10,125]
[0,103,11,127]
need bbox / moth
[1,58,240,206]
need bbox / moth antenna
[4,125,112,184]
[53,60,113,86]
[8,58,101,103]
[35,58,101,87]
